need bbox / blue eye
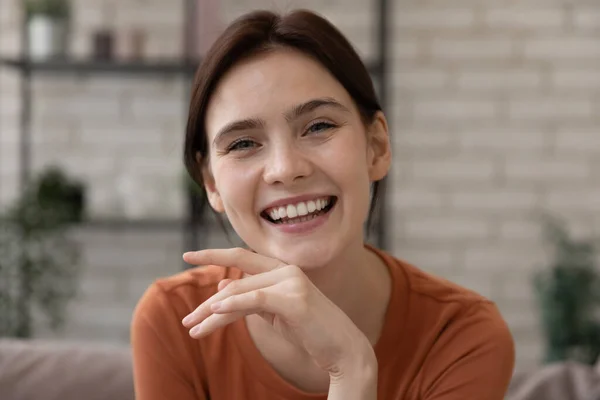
[228,139,257,152]
[307,122,335,134]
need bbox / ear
[366,111,392,182]
[199,153,225,213]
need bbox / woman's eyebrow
[213,117,265,147]
[284,97,350,122]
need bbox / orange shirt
[131,246,515,399]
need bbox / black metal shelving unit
[0,56,384,77]
[0,57,199,75]
[0,0,390,252]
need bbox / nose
[263,140,313,186]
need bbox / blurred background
[1,0,599,397]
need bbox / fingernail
[182,314,193,325]
[183,252,192,259]
[189,325,201,337]
[211,301,222,311]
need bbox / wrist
[328,356,378,400]
[329,342,378,393]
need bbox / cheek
[322,130,371,185]
[212,160,259,212]
[322,131,372,218]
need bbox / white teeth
[297,202,308,216]
[286,204,298,218]
[265,197,332,221]
[277,206,287,219]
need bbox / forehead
[205,49,356,136]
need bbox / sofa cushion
[507,360,600,400]
[0,339,134,400]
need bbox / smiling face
[202,48,390,268]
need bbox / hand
[181,247,376,376]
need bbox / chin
[262,238,345,269]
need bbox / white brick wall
[555,128,600,152]
[497,219,544,241]
[414,98,500,121]
[484,7,565,30]
[553,69,600,90]
[450,189,538,211]
[410,158,497,182]
[524,37,600,60]
[455,68,543,92]
[403,216,491,241]
[458,128,549,153]
[508,97,594,121]
[395,9,476,30]
[573,9,600,29]
[431,38,515,61]
[503,158,590,182]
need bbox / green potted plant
[533,214,600,365]
[24,0,71,60]
[35,166,86,223]
[0,166,85,338]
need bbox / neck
[301,238,391,342]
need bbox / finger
[181,267,290,328]
[188,310,248,339]
[183,247,285,275]
[218,279,232,291]
[210,283,295,321]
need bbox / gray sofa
[0,339,133,400]
[1,339,600,400]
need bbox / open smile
[261,196,337,225]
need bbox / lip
[261,193,335,213]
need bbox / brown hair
[183,9,383,232]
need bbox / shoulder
[132,265,243,332]
[379,247,501,322]
[400,258,487,305]
[376,249,514,396]
[403,259,512,344]
[130,265,244,395]
[416,294,515,397]
[388,249,512,343]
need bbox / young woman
[131,9,515,400]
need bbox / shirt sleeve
[131,282,208,400]
[420,301,516,400]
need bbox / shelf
[72,217,222,232]
[0,56,381,77]
[79,218,194,230]
[0,56,199,76]
[0,217,203,231]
